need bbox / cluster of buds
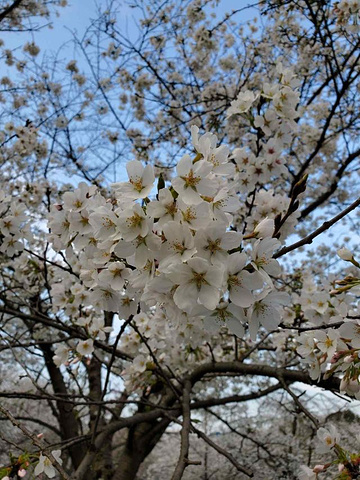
[300,424,360,480]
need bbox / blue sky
[1,0,261,186]
[2,0,260,51]
[9,0,259,182]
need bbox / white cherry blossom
[97,261,131,290]
[34,450,63,478]
[112,160,155,199]
[167,257,224,313]
[147,188,180,226]
[194,226,241,265]
[227,90,259,116]
[225,253,263,308]
[76,339,94,356]
[117,203,149,241]
[172,154,215,205]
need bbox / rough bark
[41,344,87,468]
[87,356,115,479]
[112,419,171,480]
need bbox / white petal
[205,265,224,288]
[227,318,245,338]
[142,164,155,185]
[126,160,143,179]
[176,154,192,176]
[173,283,198,312]
[44,465,56,478]
[229,286,254,308]
[204,316,219,333]
[198,284,220,310]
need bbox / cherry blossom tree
[1,0,360,479]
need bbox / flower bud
[313,464,325,473]
[253,217,274,238]
[337,247,353,261]
[340,377,360,394]
[330,352,342,363]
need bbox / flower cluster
[0,444,62,478]
[228,63,299,191]
[299,424,360,480]
[295,249,360,390]
[1,0,360,477]
[0,192,29,257]
[334,0,360,30]
[48,126,291,374]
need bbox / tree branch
[0,0,23,23]
[171,380,193,480]
[275,197,360,258]
[0,404,70,479]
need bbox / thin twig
[274,197,360,258]
[278,376,320,428]
[191,424,254,478]
[0,405,70,479]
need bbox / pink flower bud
[313,464,325,473]
[330,352,342,363]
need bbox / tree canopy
[1,1,360,479]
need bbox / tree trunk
[91,434,115,480]
[41,344,87,468]
[112,446,145,480]
[112,418,171,480]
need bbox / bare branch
[171,380,193,480]
[275,197,360,258]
